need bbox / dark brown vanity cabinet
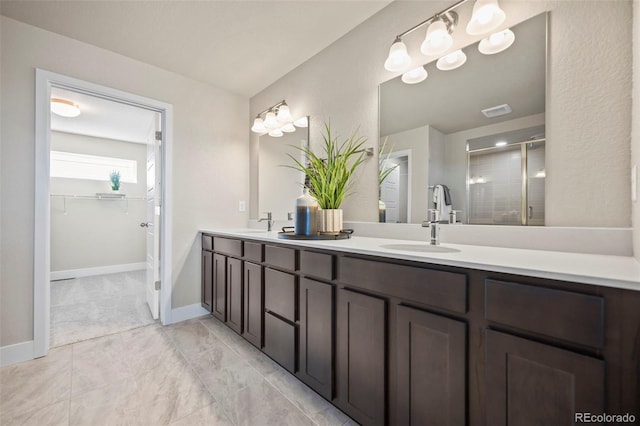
[299,277,334,400]
[336,288,387,426]
[242,261,263,348]
[201,234,640,426]
[395,305,466,426]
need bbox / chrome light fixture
[384,37,412,72]
[251,100,305,137]
[51,98,81,117]
[466,0,506,35]
[478,28,515,54]
[382,0,510,84]
[436,49,467,70]
[402,66,428,84]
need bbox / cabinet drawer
[485,280,605,348]
[265,268,296,322]
[214,237,242,257]
[202,234,213,251]
[244,242,263,263]
[265,245,296,271]
[339,257,467,314]
[264,313,296,373]
[300,250,334,281]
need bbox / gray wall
[50,132,146,272]
[634,0,640,262]
[1,17,249,347]
[250,0,633,230]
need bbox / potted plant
[378,137,399,222]
[109,170,121,192]
[288,123,367,233]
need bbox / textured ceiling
[1,0,391,97]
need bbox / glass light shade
[51,98,80,117]
[466,0,506,35]
[268,128,283,137]
[420,20,453,56]
[251,117,267,133]
[264,111,279,129]
[436,50,467,71]
[281,123,296,133]
[478,29,515,54]
[293,116,308,127]
[384,39,412,72]
[401,66,428,84]
[276,104,293,123]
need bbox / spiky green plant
[287,123,367,209]
[378,137,399,186]
[109,170,121,191]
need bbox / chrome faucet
[421,209,440,245]
[258,212,273,231]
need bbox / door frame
[34,69,174,357]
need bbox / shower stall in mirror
[467,135,545,226]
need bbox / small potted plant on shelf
[288,122,367,233]
[109,170,121,192]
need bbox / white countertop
[202,228,640,291]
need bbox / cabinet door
[242,261,263,348]
[226,257,243,334]
[212,253,227,322]
[201,251,212,312]
[486,330,605,426]
[337,288,386,426]
[396,305,466,426]
[299,278,333,400]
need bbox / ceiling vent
[481,103,512,118]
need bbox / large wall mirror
[258,117,310,221]
[379,13,547,225]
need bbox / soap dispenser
[295,188,319,236]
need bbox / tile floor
[0,317,357,426]
[50,271,156,347]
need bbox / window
[50,151,137,183]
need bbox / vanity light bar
[251,100,304,137]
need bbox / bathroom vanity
[201,230,640,426]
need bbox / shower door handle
[528,206,533,219]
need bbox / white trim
[34,69,174,359]
[50,262,146,281]
[0,341,35,367]
[169,304,210,324]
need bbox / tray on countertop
[277,228,353,240]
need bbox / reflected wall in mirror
[379,13,546,225]
[258,117,310,221]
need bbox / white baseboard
[169,303,210,324]
[0,340,35,367]
[50,262,146,281]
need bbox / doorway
[34,70,173,357]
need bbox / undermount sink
[379,243,460,254]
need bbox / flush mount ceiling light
[402,66,428,84]
[51,98,81,117]
[481,103,512,118]
[466,0,506,35]
[436,49,467,70]
[382,0,509,84]
[495,141,508,147]
[478,28,515,54]
[420,13,457,56]
[251,100,305,137]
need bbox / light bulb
[268,128,283,137]
[251,117,267,133]
[421,20,453,56]
[466,0,506,35]
[264,111,279,129]
[436,50,467,71]
[276,104,293,123]
[384,39,411,72]
[479,29,515,54]
[401,66,428,84]
[51,98,81,117]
